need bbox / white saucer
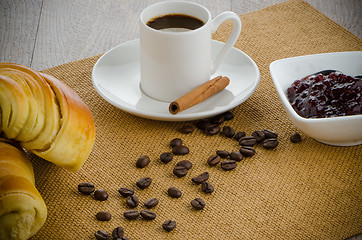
[92,39,260,121]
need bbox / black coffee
[147,14,204,31]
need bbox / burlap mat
[31,0,362,239]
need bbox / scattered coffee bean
[263,138,279,149]
[205,125,220,135]
[112,226,124,239]
[173,165,188,177]
[168,187,182,198]
[123,210,139,220]
[136,177,152,189]
[78,182,95,195]
[95,230,109,240]
[126,195,139,208]
[96,211,111,221]
[252,130,266,143]
[180,125,194,134]
[118,187,134,197]
[136,155,150,168]
[140,210,156,220]
[191,198,205,210]
[239,146,256,157]
[172,145,189,155]
[229,151,243,161]
[176,160,192,170]
[239,136,257,146]
[170,138,182,147]
[290,132,302,143]
[201,182,214,193]
[222,126,235,138]
[160,152,173,163]
[192,172,209,184]
[162,220,176,232]
[195,120,212,130]
[210,114,224,125]
[263,129,278,138]
[94,189,108,201]
[207,155,221,166]
[216,150,229,158]
[234,131,246,141]
[221,160,237,171]
[144,198,159,208]
[222,111,234,121]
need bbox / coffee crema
[146,14,205,31]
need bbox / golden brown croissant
[0,139,47,240]
[0,63,95,171]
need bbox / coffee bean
[205,125,220,135]
[229,151,243,161]
[216,150,229,158]
[239,146,256,157]
[192,172,209,184]
[168,187,182,198]
[191,198,205,210]
[220,160,237,171]
[170,138,182,147]
[263,138,278,149]
[290,133,302,143]
[239,136,257,146]
[173,165,188,177]
[160,152,173,163]
[222,126,235,138]
[136,155,150,168]
[118,187,134,197]
[263,129,278,138]
[195,120,212,130]
[78,182,95,195]
[207,155,221,166]
[176,160,192,170]
[144,198,159,208]
[140,210,156,220]
[94,189,108,201]
[136,177,152,189]
[96,211,111,221]
[180,125,194,134]
[201,182,214,193]
[162,220,176,232]
[95,230,109,240]
[126,195,139,208]
[252,130,266,143]
[222,111,234,121]
[210,114,224,125]
[112,226,124,239]
[234,131,246,141]
[172,145,189,155]
[123,210,139,220]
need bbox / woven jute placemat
[31,0,361,239]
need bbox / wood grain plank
[0,0,43,66]
[232,0,362,39]
[31,0,232,70]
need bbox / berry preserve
[287,71,361,118]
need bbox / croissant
[0,138,47,240]
[0,63,95,171]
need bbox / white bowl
[270,51,362,146]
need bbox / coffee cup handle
[210,12,242,74]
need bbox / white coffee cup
[140,1,241,102]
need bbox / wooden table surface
[0,0,361,71]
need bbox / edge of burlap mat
[30,0,362,239]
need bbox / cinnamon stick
[169,76,230,114]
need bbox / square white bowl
[270,51,362,146]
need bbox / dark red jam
[287,72,361,118]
